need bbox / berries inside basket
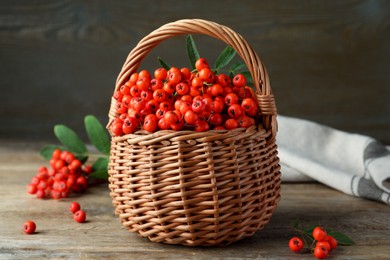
[107,19,281,246]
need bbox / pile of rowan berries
[26,149,92,199]
[110,57,260,135]
[289,226,338,259]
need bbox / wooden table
[1,141,390,259]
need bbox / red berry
[154,67,167,80]
[195,57,209,71]
[23,220,36,234]
[232,73,247,87]
[111,122,123,136]
[325,235,338,250]
[313,226,327,241]
[143,114,158,133]
[224,93,239,106]
[241,98,258,117]
[27,184,38,195]
[70,202,81,214]
[314,244,329,259]
[74,210,86,223]
[288,237,304,253]
[316,241,331,252]
[167,67,182,85]
[194,120,209,132]
[122,116,138,134]
[50,189,62,199]
[184,110,199,125]
[228,104,244,119]
[52,149,62,160]
[198,67,215,84]
[225,118,238,130]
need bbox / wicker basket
[107,19,281,246]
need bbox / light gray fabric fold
[277,115,390,205]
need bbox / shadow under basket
[107,19,281,246]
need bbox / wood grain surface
[0,0,389,143]
[1,141,390,259]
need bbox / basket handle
[109,19,277,141]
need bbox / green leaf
[84,115,110,155]
[186,35,200,70]
[328,231,355,246]
[215,45,236,69]
[54,124,87,155]
[39,145,63,160]
[230,61,247,73]
[92,157,109,171]
[157,57,171,70]
[89,157,109,179]
[89,169,109,179]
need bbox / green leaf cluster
[40,115,110,179]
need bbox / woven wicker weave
[107,19,281,246]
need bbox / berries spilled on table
[27,149,92,199]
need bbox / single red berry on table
[23,220,36,234]
[314,244,329,259]
[313,226,327,241]
[325,235,338,250]
[288,237,304,253]
[70,202,81,214]
[316,240,331,252]
[74,210,86,223]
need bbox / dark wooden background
[1,0,389,143]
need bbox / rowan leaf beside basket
[39,115,110,179]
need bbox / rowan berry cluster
[111,57,260,136]
[289,226,338,259]
[26,149,92,199]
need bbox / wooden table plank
[1,141,390,259]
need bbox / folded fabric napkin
[277,115,390,205]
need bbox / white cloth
[277,115,390,205]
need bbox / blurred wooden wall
[1,0,389,143]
